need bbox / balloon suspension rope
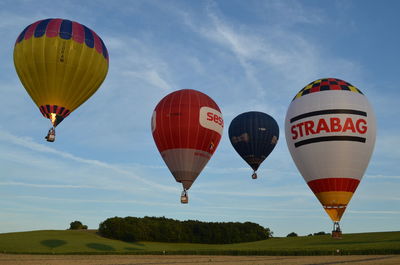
[333,221,341,232]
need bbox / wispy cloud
[169,0,362,124]
[105,35,176,92]
[13,195,179,208]
[0,181,94,189]
[201,204,318,213]
[365,174,400,180]
[374,134,400,158]
[348,210,400,215]
[0,11,32,31]
[199,189,311,198]
[122,70,172,91]
[0,129,176,193]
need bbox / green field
[0,230,399,255]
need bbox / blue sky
[0,0,399,237]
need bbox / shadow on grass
[41,239,67,249]
[130,242,145,247]
[123,241,145,251]
[86,243,115,251]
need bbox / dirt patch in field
[0,254,399,265]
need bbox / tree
[98,216,273,243]
[69,220,87,230]
[286,232,298,237]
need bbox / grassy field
[2,254,400,265]
[0,230,399,255]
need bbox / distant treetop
[69,220,88,230]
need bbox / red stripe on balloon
[307,178,360,193]
[24,20,41,40]
[46,19,63,37]
[91,30,103,54]
[72,21,85,43]
[39,105,70,119]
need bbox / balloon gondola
[14,18,109,142]
[45,127,56,142]
[228,111,279,179]
[285,78,376,238]
[180,189,189,204]
[152,89,223,203]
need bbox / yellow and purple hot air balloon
[14,18,109,142]
[285,78,376,238]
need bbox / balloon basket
[45,127,56,142]
[180,190,188,204]
[332,230,342,239]
[251,172,257,179]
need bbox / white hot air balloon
[285,78,376,238]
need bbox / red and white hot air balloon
[285,78,376,238]
[152,89,223,203]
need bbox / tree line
[68,220,88,230]
[98,216,272,244]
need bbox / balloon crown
[292,78,363,101]
[15,18,108,61]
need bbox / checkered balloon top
[293,78,363,101]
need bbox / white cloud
[168,0,364,124]
[105,35,176,92]
[14,195,179,208]
[0,11,31,30]
[365,174,400,180]
[122,70,172,91]
[199,189,311,198]
[0,129,176,193]
[348,210,400,215]
[374,134,400,158]
[0,181,94,189]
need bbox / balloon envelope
[228,111,279,172]
[152,89,223,190]
[285,78,376,222]
[14,18,109,127]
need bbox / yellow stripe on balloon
[323,207,346,222]
[314,191,354,221]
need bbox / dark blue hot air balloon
[228,111,279,179]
